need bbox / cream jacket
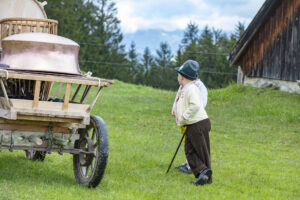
[175,82,208,126]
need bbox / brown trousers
[184,118,212,183]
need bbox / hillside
[0,81,299,200]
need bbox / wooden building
[229,0,300,93]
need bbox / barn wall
[237,0,300,81]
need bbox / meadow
[0,80,299,200]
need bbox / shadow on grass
[0,153,75,187]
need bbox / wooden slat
[0,124,70,134]
[17,115,84,124]
[42,82,53,101]
[0,118,86,129]
[32,80,41,108]
[8,22,12,35]
[71,84,82,102]
[36,22,40,32]
[80,85,91,104]
[62,83,71,110]
[0,71,113,87]
[0,18,58,24]
[0,79,12,107]
[11,99,89,115]
[86,87,103,112]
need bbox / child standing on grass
[174,60,212,185]
[172,73,208,174]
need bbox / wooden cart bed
[0,69,113,126]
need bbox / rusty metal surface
[0,32,81,75]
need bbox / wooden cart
[0,69,113,187]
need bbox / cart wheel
[73,115,109,188]
[25,150,46,161]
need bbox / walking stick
[166,132,186,174]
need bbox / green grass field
[0,80,299,200]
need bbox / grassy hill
[0,80,299,200]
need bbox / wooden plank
[62,83,71,111]
[0,118,86,129]
[32,80,41,108]
[17,114,88,124]
[36,22,40,32]
[11,99,89,116]
[0,71,113,87]
[0,124,70,134]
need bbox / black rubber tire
[25,150,46,161]
[73,115,109,188]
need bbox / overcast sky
[114,0,265,33]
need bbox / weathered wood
[17,114,87,124]
[0,123,70,134]
[80,85,91,104]
[0,79,11,108]
[28,136,43,145]
[32,80,41,108]
[11,99,89,113]
[231,0,300,81]
[62,83,71,111]
[0,118,86,129]
[0,71,113,87]
[0,131,80,150]
[0,18,58,40]
[87,87,103,112]
[43,82,52,101]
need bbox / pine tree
[45,0,128,80]
[128,41,140,82]
[152,42,176,89]
[142,47,154,85]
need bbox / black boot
[191,168,212,186]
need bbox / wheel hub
[79,136,95,166]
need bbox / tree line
[44,0,244,90]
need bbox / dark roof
[229,0,281,65]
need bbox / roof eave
[229,0,281,65]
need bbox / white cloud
[114,0,265,33]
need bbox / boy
[174,60,212,185]
[172,73,208,174]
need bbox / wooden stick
[166,132,186,174]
